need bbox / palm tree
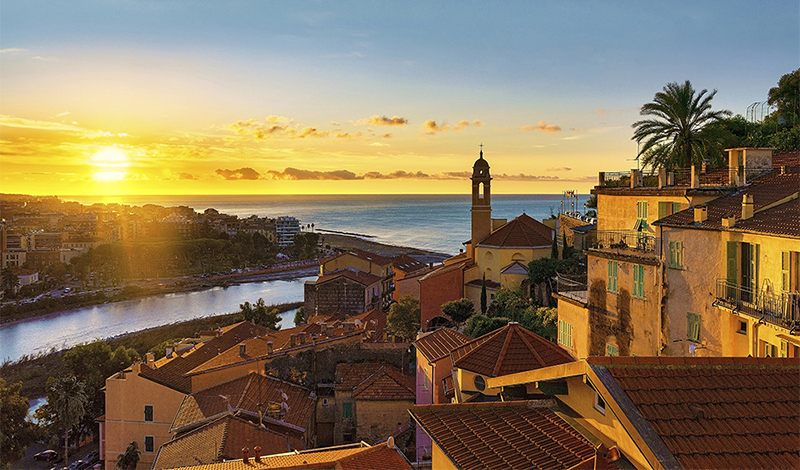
[48,376,88,462]
[632,80,731,171]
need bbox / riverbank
[0,302,302,401]
[1,234,447,325]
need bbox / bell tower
[470,145,492,258]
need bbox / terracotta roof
[655,171,800,236]
[153,415,302,470]
[152,442,412,470]
[139,322,269,393]
[348,309,387,341]
[773,150,800,169]
[316,268,381,286]
[477,213,554,248]
[732,199,800,237]
[171,373,314,433]
[390,254,426,274]
[588,356,800,470]
[352,365,415,401]
[410,400,605,470]
[335,363,386,391]
[419,261,468,281]
[414,328,471,363]
[321,248,392,268]
[451,323,574,377]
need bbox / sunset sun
[90,147,129,181]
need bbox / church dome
[473,150,489,169]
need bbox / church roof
[500,261,529,275]
[451,323,574,377]
[477,213,554,249]
[473,150,489,168]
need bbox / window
[342,402,353,419]
[782,251,799,292]
[633,264,645,299]
[558,320,573,349]
[636,201,649,229]
[144,436,154,453]
[765,343,777,357]
[473,375,486,391]
[607,261,618,293]
[736,321,747,335]
[423,370,429,390]
[144,405,153,422]
[657,201,682,220]
[668,241,683,269]
[594,391,606,415]
[606,344,618,357]
[687,313,701,343]
[780,340,789,358]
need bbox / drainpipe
[751,319,762,357]
[658,225,665,356]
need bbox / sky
[1,1,797,197]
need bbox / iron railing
[555,274,588,304]
[715,279,800,328]
[589,230,656,253]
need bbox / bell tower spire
[469,144,492,259]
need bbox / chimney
[702,160,708,173]
[253,446,262,463]
[299,331,306,345]
[165,346,173,358]
[694,206,707,224]
[599,171,606,186]
[781,165,788,174]
[267,341,273,355]
[630,169,643,188]
[658,168,667,188]
[690,165,700,188]
[145,353,155,368]
[290,334,297,347]
[722,216,737,228]
[239,344,246,356]
[741,194,754,220]
[242,447,249,464]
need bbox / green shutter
[608,261,618,293]
[673,202,681,213]
[726,241,738,289]
[658,202,669,220]
[687,313,701,343]
[633,264,644,299]
[750,244,759,293]
[782,252,791,291]
[342,402,352,419]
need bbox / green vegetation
[633,80,732,171]
[0,379,38,468]
[238,298,281,330]
[528,256,585,307]
[441,298,475,327]
[291,232,320,260]
[116,441,140,470]
[464,286,558,341]
[1,268,20,296]
[294,306,306,326]
[47,376,88,462]
[387,295,420,342]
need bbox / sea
[63,194,590,255]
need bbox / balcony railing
[589,230,656,253]
[555,274,588,304]
[715,279,800,329]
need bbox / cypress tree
[480,274,487,315]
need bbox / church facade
[419,150,556,328]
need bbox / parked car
[34,450,58,462]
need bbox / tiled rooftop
[335,363,386,391]
[451,323,574,377]
[139,322,269,394]
[411,400,604,470]
[154,440,411,470]
[414,327,471,363]
[390,254,426,274]
[477,213,554,248]
[351,364,415,401]
[588,356,800,470]
[316,268,381,286]
[321,248,393,268]
[655,171,800,236]
[171,372,314,433]
[153,415,302,470]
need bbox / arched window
[478,182,485,199]
[485,268,492,278]
[484,251,493,260]
[512,252,525,261]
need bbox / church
[413,149,556,328]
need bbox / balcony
[714,279,800,330]
[588,230,656,254]
[555,274,588,304]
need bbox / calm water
[3,194,590,364]
[1,276,313,364]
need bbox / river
[1,276,316,364]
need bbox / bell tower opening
[470,145,492,258]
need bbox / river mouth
[0,276,315,364]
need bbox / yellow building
[319,248,394,308]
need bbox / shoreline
[1,233,449,325]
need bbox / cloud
[55,111,70,117]
[355,115,408,126]
[596,109,607,115]
[215,167,261,180]
[520,121,562,133]
[546,167,571,172]
[178,172,196,180]
[422,120,449,134]
[0,115,83,132]
[266,115,289,123]
[0,48,27,55]
[454,120,470,131]
[472,119,484,127]
[265,167,360,180]
[331,122,341,126]
[370,142,389,147]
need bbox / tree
[632,80,731,171]
[116,441,140,470]
[387,295,420,341]
[585,195,597,209]
[441,299,475,327]
[291,232,319,260]
[240,298,281,330]
[464,314,508,338]
[519,307,558,342]
[486,286,529,321]
[1,267,19,297]
[551,236,559,259]
[1,379,38,467]
[294,306,306,326]
[480,275,487,315]
[562,231,572,259]
[768,68,799,127]
[48,376,88,462]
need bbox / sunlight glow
[90,146,130,181]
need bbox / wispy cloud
[0,115,83,132]
[422,120,449,134]
[355,115,408,126]
[546,167,571,172]
[520,121,562,133]
[596,108,607,115]
[0,48,27,55]
[177,172,197,180]
[265,167,360,180]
